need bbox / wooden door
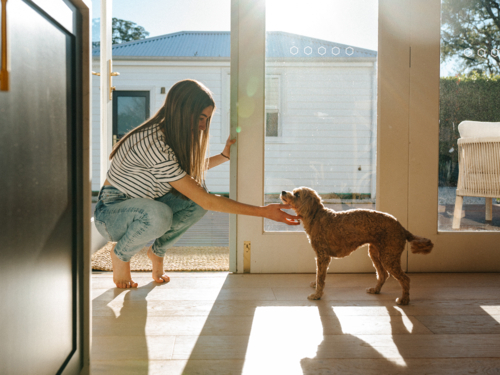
[0,0,86,374]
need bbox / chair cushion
[458,121,500,138]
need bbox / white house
[92,31,377,199]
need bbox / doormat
[92,242,229,272]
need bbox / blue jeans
[94,186,207,262]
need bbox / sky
[91,0,378,51]
[91,0,460,76]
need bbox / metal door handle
[0,0,9,91]
[92,71,100,76]
[108,60,119,100]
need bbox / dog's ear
[295,188,322,220]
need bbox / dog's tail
[405,230,434,254]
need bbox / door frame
[70,1,91,373]
[231,0,396,273]
[68,0,91,373]
[406,0,500,272]
[231,0,500,273]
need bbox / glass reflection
[439,0,500,231]
[264,0,378,232]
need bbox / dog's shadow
[300,302,411,374]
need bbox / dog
[280,187,433,305]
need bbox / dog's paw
[310,281,316,288]
[396,297,409,305]
[366,287,380,294]
[307,293,322,300]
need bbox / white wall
[91,59,377,197]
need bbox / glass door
[438,0,500,232]
[264,0,378,232]
[234,0,381,273]
[407,0,500,271]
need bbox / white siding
[91,60,377,197]
[264,65,377,196]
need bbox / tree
[441,0,500,75]
[112,18,150,44]
[92,18,150,48]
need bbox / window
[266,111,279,137]
[265,75,280,138]
[112,91,150,144]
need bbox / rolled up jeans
[94,186,207,262]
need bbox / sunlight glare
[107,294,129,318]
[393,306,414,334]
[242,306,323,375]
[481,306,500,322]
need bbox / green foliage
[439,73,500,186]
[92,18,150,48]
[112,18,150,45]
[441,0,500,75]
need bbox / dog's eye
[295,192,300,198]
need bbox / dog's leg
[308,256,331,300]
[366,245,389,294]
[384,259,410,305]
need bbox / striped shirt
[107,124,187,199]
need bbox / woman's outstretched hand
[223,135,236,158]
[263,204,301,225]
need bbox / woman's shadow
[92,280,158,375]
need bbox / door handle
[0,0,9,91]
[108,59,119,100]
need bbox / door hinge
[243,241,251,273]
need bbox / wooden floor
[91,272,500,375]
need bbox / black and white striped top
[107,124,187,199]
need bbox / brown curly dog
[280,187,433,305]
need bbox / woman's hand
[263,204,301,225]
[223,135,236,159]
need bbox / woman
[94,79,299,288]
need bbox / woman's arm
[207,136,236,170]
[207,153,230,170]
[169,175,300,225]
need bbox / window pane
[266,112,279,137]
[91,0,100,48]
[438,0,500,232]
[264,0,378,232]
[116,96,147,137]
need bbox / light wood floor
[92,272,500,375]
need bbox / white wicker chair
[452,121,500,229]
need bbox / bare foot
[110,244,138,289]
[147,246,170,283]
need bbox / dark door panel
[0,1,82,374]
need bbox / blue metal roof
[92,31,377,59]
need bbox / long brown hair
[109,79,215,195]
